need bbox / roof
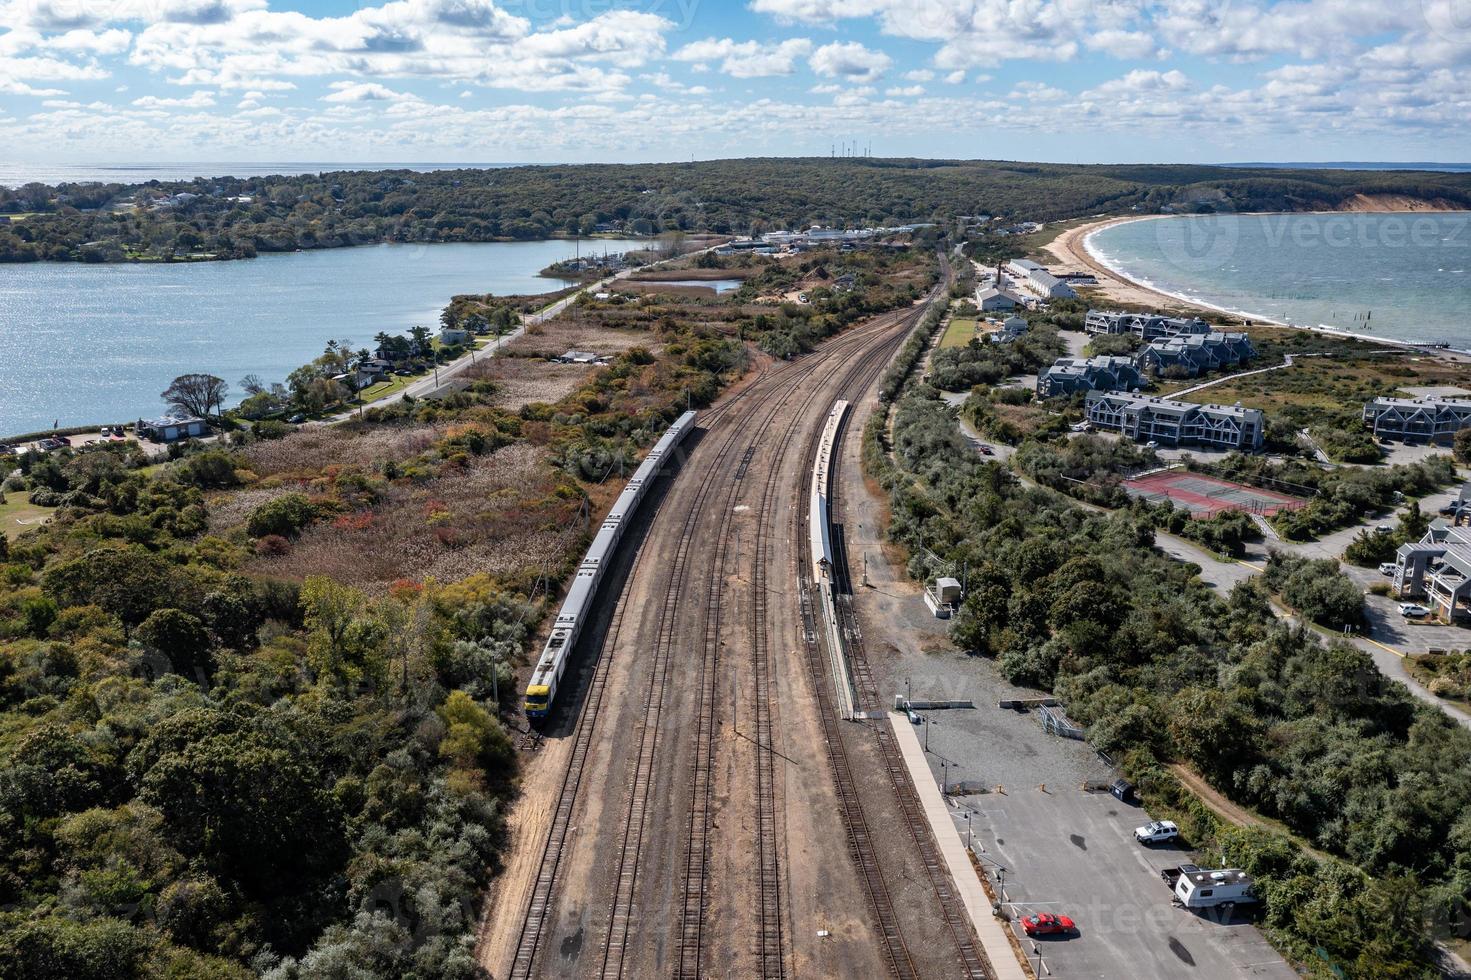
[1181,868,1252,888]
[1086,390,1263,421]
[1367,395,1471,411]
[138,414,204,427]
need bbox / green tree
[139,732,345,894]
[42,546,181,629]
[1454,427,1471,464]
[300,576,387,689]
[136,608,212,679]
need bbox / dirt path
[1169,764,1335,864]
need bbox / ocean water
[0,239,644,435]
[1087,212,1471,347]
[0,161,522,188]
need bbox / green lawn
[939,317,980,348]
[0,498,56,539]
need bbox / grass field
[939,316,980,348]
[0,498,56,539]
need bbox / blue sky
[1,0,1470,164]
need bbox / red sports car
[1021,913,1077,937]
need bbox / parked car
[53,435,71,445]
[1379,562,1398,576]
[288,414,306,424]
[99,426,111,438]
[1145,440,1158,449]
[979,445,995,456]
[1134,820,1180,845]
[1400,603,1432,618]
[1021,913,1077,937]
[1375,524,1393,534]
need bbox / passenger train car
[523,410,697,719]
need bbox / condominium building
[1392,519,1471,622]
[1085,391,1265,450]
[1037,356,1145,398]
[1085,309,1213,341]
[1136,332,1256,378]
[1362,396,1471,444]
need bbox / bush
[246,493,315,538]
[251,419,292,440]
[1264,551,1365,629]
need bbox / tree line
[5,158,1471,262]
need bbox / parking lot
[900,651,1296,980]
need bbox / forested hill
[3,157,1470,263]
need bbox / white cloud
[133,90,216,107]
[322,81,418,103]
[809,41,892,81]
[672,36,812,77]
[886,84,923,96]
[0,78,65,95]
[945,69,965,84]
[1084,29,1159,60]
[904,68,933,82]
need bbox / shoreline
[1045,212,1471,357]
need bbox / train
[809,400,849,583]
[523,410,697,720]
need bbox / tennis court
[1123,469,1307,518]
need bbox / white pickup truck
[1134,820,1180,845]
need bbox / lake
[1087,212,1471,348]
[0,239,644,435]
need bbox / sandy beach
[1043,212,1471,356]
[1043,214,1226,314]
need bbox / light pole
[965,811,972,849]
[940,759,949,795]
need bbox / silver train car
[809,400,849,581]
[523,410,697,719]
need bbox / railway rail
[505,300,933,980]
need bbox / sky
[1,0,1470,166]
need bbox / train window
[548,634,566,649]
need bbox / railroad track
[790,310,928,980]
[505,306,924,980]
[821,278,994,980]
[676,313,911,978]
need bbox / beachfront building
[1085,391,1265,450]
[1085,310,1213,341]
[1006,259,1078,300]
[1136,332,1256,378]
[977,285,1024,312]
[1362,396,1471,444]
[135,415,208,442]
[1391,519,1471,622]
[1037,356,1145,398]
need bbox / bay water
[0,239,643,435]
[1086,212,1471,348]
